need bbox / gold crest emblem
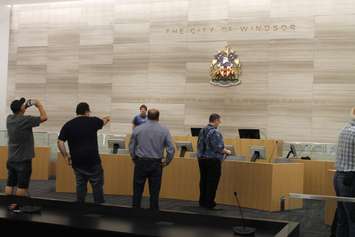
[209,47,241,87]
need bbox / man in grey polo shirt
[129,108,175,210]
[5,98,48,196]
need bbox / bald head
[148,108,160,121]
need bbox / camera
[24,99,36,108]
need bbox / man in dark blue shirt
[132,104,148,128]
[197,113,231,209]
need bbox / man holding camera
[5,98,48,196]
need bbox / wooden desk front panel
[56,155,145,195]
[291,160,335,195]
[271,164,304,210]
[56,156,76,192]
[160,158,200,200]
[56,154,303,211]
[217,161,273,210]
[324,169,336,225]
[0,146,50,180]
[0,148,6,180]
[289,160,337,225]
[102,155,136,196]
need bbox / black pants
[73,164,105,204]
[133,158,162,210]
[198,158,221,208]
[330,208,337,237]
[334,171,355,237]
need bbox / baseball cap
[10,97,26,114]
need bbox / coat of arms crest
[209,47,241,87]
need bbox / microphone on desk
[233,192,256,236]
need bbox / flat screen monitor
[250,146,265,162]
[191,128,202,137]
[108,138,126,154]
[175,141,193,158]
[238,129,260,139]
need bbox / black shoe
[205,202,217,209]
[199,202,207,208]
[206,207,224,211]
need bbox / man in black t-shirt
[57,102,110,204]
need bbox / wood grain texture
[324,169,336,225]
[6,0,355,142]
[56,153,303,211]
[0,146,50,180]
[290,159,335,195]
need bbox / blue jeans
[73,164,105,204]
[334,171,355,237]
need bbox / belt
[336,171,355,174]
[198,157,220,160]
[136,157,162,162]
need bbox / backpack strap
[198,126,216,156]
[197,127,207,155]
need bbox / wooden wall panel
[6,0,355,142]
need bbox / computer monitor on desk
[238,129,260,139]
[107,138,126,154]
[175,141,193,158]
[250,146,265,162]
[191,128,202,137]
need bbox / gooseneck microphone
[233,192,256,236]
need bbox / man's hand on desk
[161,161,168,168]
[224,148,232,156]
